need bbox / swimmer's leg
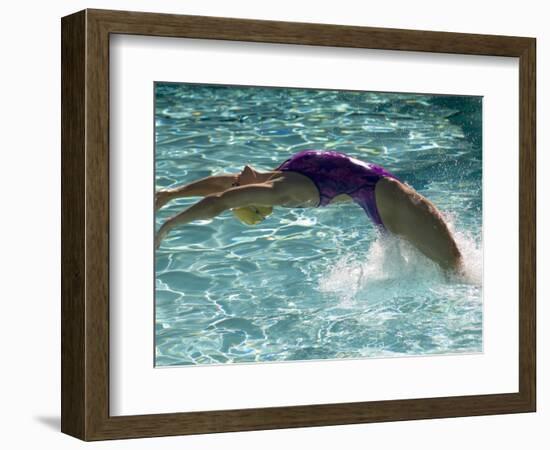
[156,174,239,210]
[375,177,463,272]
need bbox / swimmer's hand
[155,190,174,210]
[155,222,171,249]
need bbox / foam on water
[319,224,482,306]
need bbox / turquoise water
[155,83,483,367]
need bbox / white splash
[318,226,482,305]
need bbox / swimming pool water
[155,83,483,366]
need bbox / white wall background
[0,1,546,448]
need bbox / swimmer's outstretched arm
[155,183,291,248]
[156,174,239,210]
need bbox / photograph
[154,82,483,367]
[54,4,536,443]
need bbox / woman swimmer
[155,150,463,272]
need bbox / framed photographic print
[61,9,536,441]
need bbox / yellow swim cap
[232,205,273,225]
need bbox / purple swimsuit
[276,150,398,228]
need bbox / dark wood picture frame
[61,8,536,441]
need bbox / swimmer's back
[276,149,398,226]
